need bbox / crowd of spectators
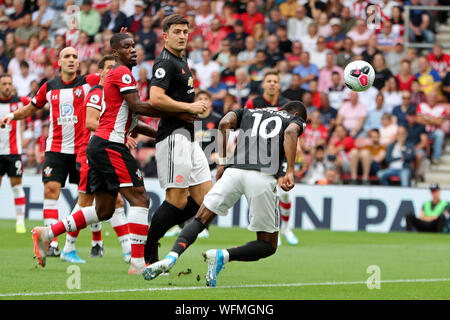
[3,0,450,186]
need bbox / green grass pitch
[0,219,449,300]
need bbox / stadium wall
[0,175,448,233]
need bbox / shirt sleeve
[431,69,441,82]
[232,108,245,127]
[85,89,103,111]
[150,59,174,91]
[112,66,137,95]
[31,82,48,109]
[86,73,101,87]
[20,96,31,105]
[289,117,306,136]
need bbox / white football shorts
[156,133,211,189]
[203,168,280,233]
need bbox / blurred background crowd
[3,0,450,186]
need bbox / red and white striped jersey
[79,85,105,153]
[0,96,31,155]
[31,74,101,154]
[95,65,139,144]
[417,102,447,133]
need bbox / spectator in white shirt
[132,46,152,82]
[237,36,257,69]
[194,48,220,90]
[13,60,38,96]
[300,22,319,53]
[310,36,330,70]
[287,5,312,42]
[32,0,56,29]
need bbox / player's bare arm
[132,121,158,139]
[281,122,302,191]
[0,103,39,127]
[86,106,101,132]
[216,111,238,180]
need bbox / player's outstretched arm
[149,86,207,114]
[281,122,302,191]
[0,103,39,127]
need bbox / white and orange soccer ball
[344,60,375,92]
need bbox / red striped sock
[280,200,291,222]
[111,207,131,253]
[50,207,98,238]
[128,207,149,264]
[12,185,26,224]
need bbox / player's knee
[44,183,60,199]
[96,204,115,221]
[128,190,150,208]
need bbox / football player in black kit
[165,90,222,239]
[144,14,212,266]
[143,101,307,287]
[246,69,299,246]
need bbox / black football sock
[144,201,184,264]
[227,240,276,262]
[175,196,200,225]
[171,218,206,256]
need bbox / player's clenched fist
[280,172,295,192]
[0,113,14,128]
[189,100,208,114]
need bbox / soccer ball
[344,60,375,92]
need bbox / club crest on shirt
[44,166,53,177]
[136,169,143,181]
[155,68,166,79]
[188,76,194,87]
[74,88,83,98]
[122,74,132,84]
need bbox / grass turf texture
[0,219,449,300]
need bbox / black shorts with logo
[0,154,23,177]
[86,135,144,195]
[42,151,79,187]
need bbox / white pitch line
[1,278,450,297]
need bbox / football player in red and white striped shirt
[66,55,132,263]
[0,74,30,233]
[29,33,204,271]
[1,47,101,257]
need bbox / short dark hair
[20,61,29,69]
[196,90,211,99]
[162,14,189,32]
[280,100,307,122]
[263,69,279,81]
[110,33,131,50]
[98,55,115,69]
[256,49,266,55]
[0,73,11,81]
